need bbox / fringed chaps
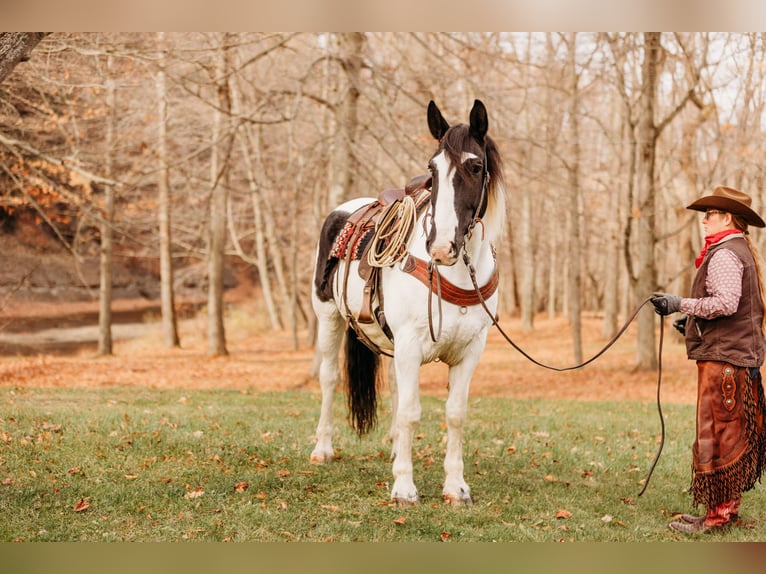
[691,361,766,509]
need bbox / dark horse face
[425,99,490,266]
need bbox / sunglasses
[703,209,727,218]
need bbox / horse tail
[344,325,380,436]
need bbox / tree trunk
[327,32,363,207]
[0,33,47,83]
[519,33,535,332]
[98,61,115,356]
[635,32,661,370]
[207,32,233,357]
[602,103,624,339]
[156,32,180,349]
[567,33,583,363]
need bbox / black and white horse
[310,100,506,505]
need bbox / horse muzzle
[429,241,458,266]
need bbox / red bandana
[695,229,742,268]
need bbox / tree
[565,32,584,364]
[206,32,233,357]
[156,32,180,349]
[98,55,116,355]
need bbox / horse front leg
[390,347,421,506]
[310,304,345,464]
[442,349,483,505]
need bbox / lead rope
[463,250,666,495]
[639,315,665,496]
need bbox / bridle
[426,143,491,343]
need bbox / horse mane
[440,124,507,243]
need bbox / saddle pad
[329,221,374,261]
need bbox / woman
[651,186,766,534]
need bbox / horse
[310,99,506,506]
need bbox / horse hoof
[394,497,418,507]
[309,451,334,464]
[443,493,473,506]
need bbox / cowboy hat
[687,185,765,228]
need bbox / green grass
[1,386,764,542]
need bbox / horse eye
[471,163,483,175]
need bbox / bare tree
[565,33,584,363]
[327,33,364,206]
[98,55,116,355]
[156,32,180,349]
[206,32,234,357]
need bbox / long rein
[461,249,667,497]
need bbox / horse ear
[469,99,488,142]
[427,100,450,140]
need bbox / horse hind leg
[310,300,345,464]
[384,358,398,461]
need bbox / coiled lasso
[367,195,418,268]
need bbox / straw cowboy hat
[687,185,766,228]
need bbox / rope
[461,250,667,496]
[367,195,418,268]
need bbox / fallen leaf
[393,516,407,525]
[601,514,613,523]
[2,477,15,486]
[321,504,340,512]
[439,531,452,541]
[73,498,90,512]
[184,487,205,499]
[277,469,291,478]
[234,481,249,493]
[555,509,572,519]
[544,475,556,482]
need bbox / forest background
[2,32,766,369]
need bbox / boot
[668,519,713,533]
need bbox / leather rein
[462,246,667,497]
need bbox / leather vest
[686,237,765,367]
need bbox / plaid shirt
[680,235,744,319]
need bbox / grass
[1,385,765,542]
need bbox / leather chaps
[691,361,766,508]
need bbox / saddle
[333,175,432,353]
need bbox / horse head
[425,99,502,266]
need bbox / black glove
[650,293,682,316]
[672,314,687,336]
